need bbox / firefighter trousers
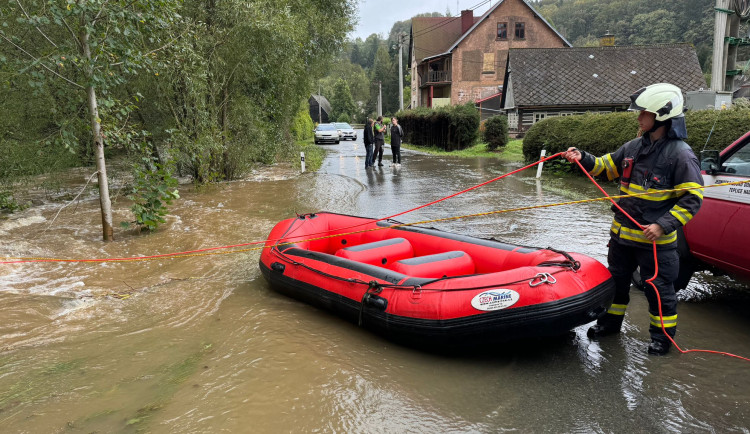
[596,240,679,343]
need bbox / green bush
[482,115,509,150]
[0,191,22,213]
[290,102,314,141]
[0,139,81,180]
[337,113,351,123]
[522,106,750,162]
[684,106,750,153]
[395,103,479,151]
[122,149,180,232]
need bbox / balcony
[425,70,451,84]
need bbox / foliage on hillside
[532,0,736,70]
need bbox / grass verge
[277,140,327,172]
[401,139,524,162]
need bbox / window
[508,112,519,129]
[482,53,495,74]
[515,22,525,39]
[722,142,750,176]
[533,112,547,123]
[497,22,507,39]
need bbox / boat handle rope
[270,243,569,294]
[571,158,750,363]
[358,281,384,326]
[538,247,581,271]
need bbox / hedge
[482,115,509,150]
[395,103,480,151]
[522,106,750,162]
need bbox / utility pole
[397,32,406,112]
[318,83,322,123]
[377,81,382,117]
[711,0,731,91]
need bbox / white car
[314,124,339,144]
[334,122,357,141]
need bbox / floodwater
[2,132,750,433]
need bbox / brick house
[409,0,570,111]
[500,44,708,136]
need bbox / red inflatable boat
[259,212,615,348]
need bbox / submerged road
[1,130,749,432]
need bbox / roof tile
[508,44,706,107]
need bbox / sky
[350,0,495,41]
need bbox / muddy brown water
[2,134,750,433]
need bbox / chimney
[461,10,473,34]
[600,31,615,47]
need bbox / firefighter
[562,83,704,355]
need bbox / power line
[412,0,491,38]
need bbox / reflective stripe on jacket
[580,134,703,249]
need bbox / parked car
[334,122,357,141]
[634,129,750,290]
[314,123,339,145]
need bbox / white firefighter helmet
[628,83,685,122]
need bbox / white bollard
[300,152,306,173]
[535,149,546,178]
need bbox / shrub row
[522,106,750,162]
[395,103,479,151]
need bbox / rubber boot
[587,323,621,338]
[647,339,671,356]
[586,313,623,338]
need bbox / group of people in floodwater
[363,116,403,168]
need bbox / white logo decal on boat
[471,290,520,311]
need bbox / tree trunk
[81,25,113,241]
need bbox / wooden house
[309,94,332,124]
[500,44,707,136]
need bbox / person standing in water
[363,118,374,168]
[373,116,386,167]
[562,83,703,356]
[390,117,403,167]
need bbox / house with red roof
[409,0,570,112]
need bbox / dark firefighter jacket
[579,117,704,249]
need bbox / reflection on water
[2,136,750,432]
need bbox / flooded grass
[0,357,86,411]
[118,343,213,431]
[402,139,524,161]
[42,358,85,376]
[281,140,327,172]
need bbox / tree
[1,0,182,240]
[628,10,678,45]
[371,45,396,114]
[330,79,356,122]
[137,0,355,179]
